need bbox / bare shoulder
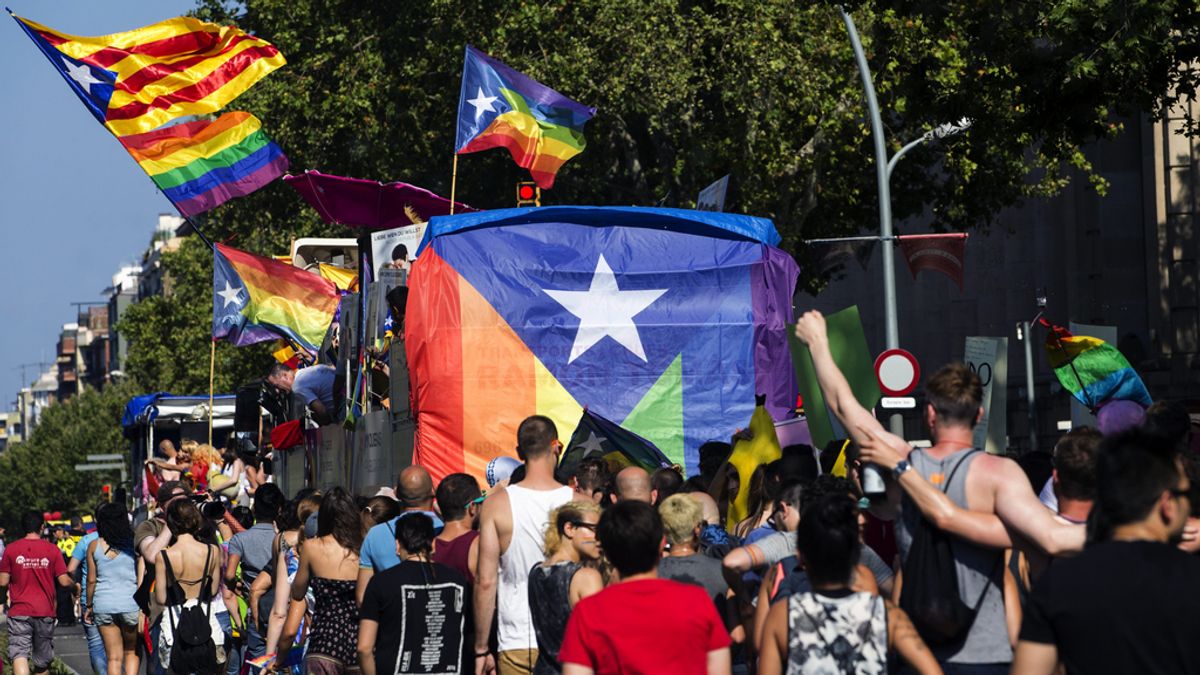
[573,566,602,588]
[481,487,512,529]
[972,453,1030,488]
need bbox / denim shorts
[94,611,140,627]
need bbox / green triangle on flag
[622,353,685,468]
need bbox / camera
[201,500,227,520]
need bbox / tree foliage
[0,382,138,530]
[119,0,1199,395]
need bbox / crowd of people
[0,310,1198,674]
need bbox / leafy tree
[0,382,139,531]
[121,0,1199,393]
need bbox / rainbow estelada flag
[454,45,596,189]
[1043,321,1152,411]
[11,14,285,137]
[120,112,288,217]
[406,206,799,484]
[213,243,340,354]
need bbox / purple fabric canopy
[284,170,477,230]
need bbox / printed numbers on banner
[968,361,992,387]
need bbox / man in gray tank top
[795,312,1085,673]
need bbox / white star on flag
[64,59,101,91]
[544,255,668,363]
[467,87,499,121]
[577,431,606,458]
[217,281,244,308]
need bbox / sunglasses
[569,521,598,532]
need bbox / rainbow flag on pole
[119,112,288,217]
[455,45,596,189]
[1042,321,1152,411]
[11,13,285,137]
[213,244,340,354]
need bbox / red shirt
[560,577,730,674]
[0,538,67,618]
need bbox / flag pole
[449,154,459,215]
[208,339,216,445]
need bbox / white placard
[370,223,427,280]
[697,175,730,212]
[965,336,1008,455]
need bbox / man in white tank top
[475,416,573,675]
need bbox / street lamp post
[838,5,970,436]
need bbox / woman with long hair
[278,488,363,674]
[528,501,605,675]
[260,490,321,657]
[190,444,224,491]
[156,499,225,675]
[86,502,141,675]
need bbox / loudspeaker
[337,293,360,374]
[235,382,262,433]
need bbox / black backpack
[165,546,221,674]
[899,450,1001,647]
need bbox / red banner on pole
[897,233,968,290]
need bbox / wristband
[475,651,490,658]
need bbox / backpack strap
[937,448,981,495]
[938,449,1005,613]
[199,544,214,619]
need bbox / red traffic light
[518,184,536,200]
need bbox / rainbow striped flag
[12,13,285,137]
[406,207,798,485]
[119,112,287,217]
[455,46,596,189]
[213,244,340,354]
[1043,322,1152,410]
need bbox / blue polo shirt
[359,511,444,572]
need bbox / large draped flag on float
[213,244,340,354]
[11,13,285,137]
[1041,319,1152,411]
[455,45,596,189]
[406,207,799,483]
[119,112,288,217]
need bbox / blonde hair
[180,439,200,454]
[543,501,602,555]
[192,444,222,467]
[659,493,703,546]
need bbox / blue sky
[1,2,197,405]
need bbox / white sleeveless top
[497,484,573,652]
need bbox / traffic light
[101,484,111,502]
[516,181,540,207]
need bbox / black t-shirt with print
[361,560,473,675]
